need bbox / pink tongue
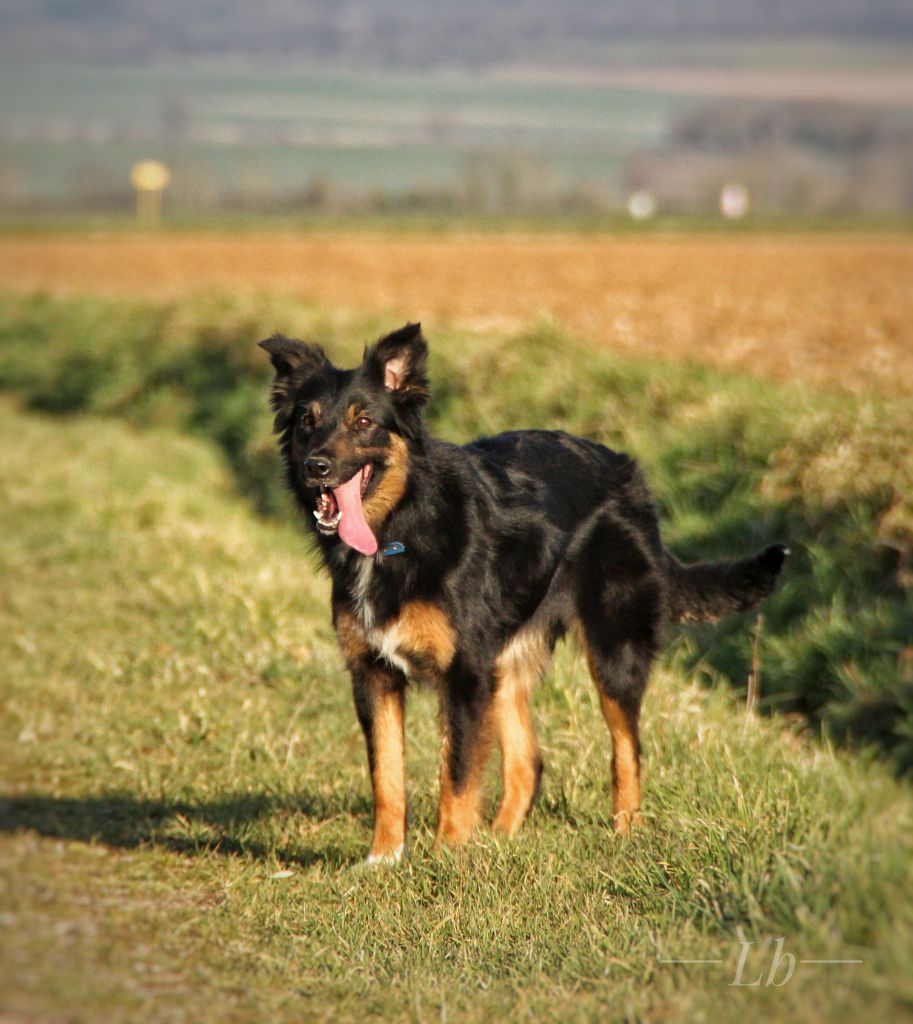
[333,469,378,556]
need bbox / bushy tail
[665,543,789,624]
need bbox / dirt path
[2,231,911,393]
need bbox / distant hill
[3,0,912,66]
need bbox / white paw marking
[365,843,405,866]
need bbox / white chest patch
[350,556,412,676]
[366,622,412,676]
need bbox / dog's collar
[382,541,406,557]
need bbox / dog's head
[259,323,429,556]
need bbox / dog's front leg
[352,665,407,863]
[435,673,495,848]
[336,606,408,863]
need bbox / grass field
[2,402,911,1022]
[1,230,912,1020]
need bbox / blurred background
[1,0,912,226]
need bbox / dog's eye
[300,411,316,429]
[355,416,373,431]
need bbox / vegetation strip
[1,290,910,773]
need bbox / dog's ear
[363,323,429,406]
[258,334,330,425]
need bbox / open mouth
[313,464,374,540]
[313,489,343,534]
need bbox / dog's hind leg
[490,629,548,835]
[435,671,496,848]
[574,516,663,834]
[588,680,644,834]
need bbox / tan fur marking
[597,692,643,835]
[368,674,406,859]
[334,607,370,664]
[392,600,456,672]
[435,716,495,847]
[344,403,365,428]
[491,628,549,835]
[362,434,409,530]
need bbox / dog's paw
[365,843,406,866]
[612,809,644,836]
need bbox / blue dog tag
[382,541,406,557]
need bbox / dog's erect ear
[363,323,429,405]
[259,334,328,380]
[258,334,330,424]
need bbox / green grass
[1,400,911,1022]
[1,290,912,775]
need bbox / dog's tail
[665,543,789,624]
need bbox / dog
[260,323,787,863]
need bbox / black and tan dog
[260,324,787,863]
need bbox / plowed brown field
[2,232,911,393]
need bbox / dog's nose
[307,455,332,478]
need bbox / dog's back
[467,428,657,539]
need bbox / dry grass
[1,231,911,394]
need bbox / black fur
[260,324,788,856]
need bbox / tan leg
[489,628,547,835]
[337,606,408,863]
[596,692,643,834]
[365,673,407,862]
[490,669,542,835]
[434,708,494,848]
